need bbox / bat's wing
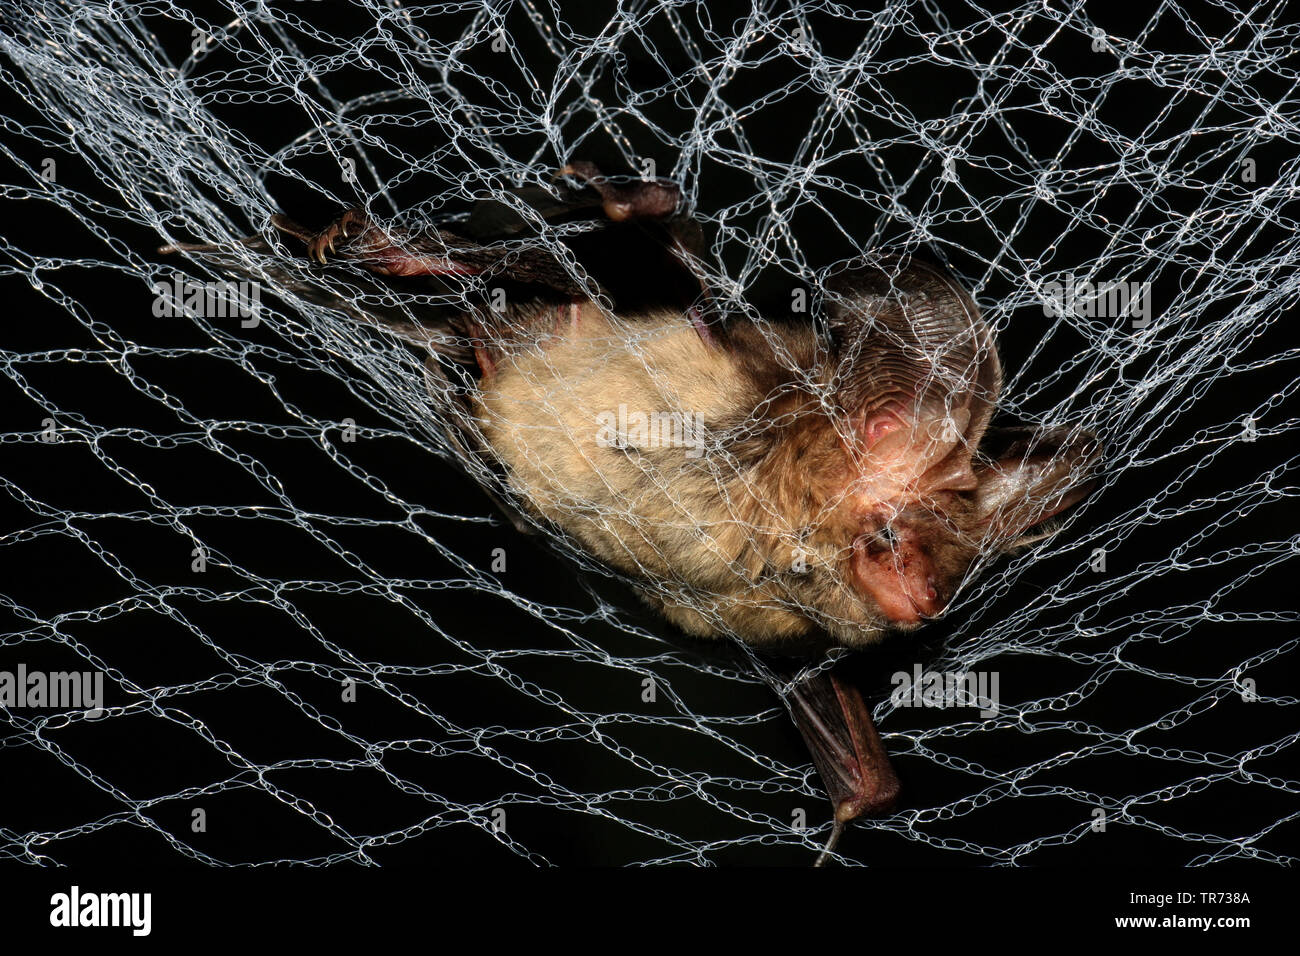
[161,162,715,358]
[767,659,900,864]
[461,182,606,239]
[269,163,706,313]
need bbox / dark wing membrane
[462,171,708,316]
[284,168,708,315]
[162,162,710,353]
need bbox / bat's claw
[306,208,373,265]
[339,207,367,238]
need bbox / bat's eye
[876,525,899,549]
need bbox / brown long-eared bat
[161,162,1100,862]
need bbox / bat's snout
[849,528,944,625]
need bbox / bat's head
[775,258,1100,645]
[832,423,1100,633]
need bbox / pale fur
[473,302,955,647]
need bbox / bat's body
[476,302,801,640]
[162,163,1099,859]
[478,302,976,646]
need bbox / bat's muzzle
[849,528,943,624]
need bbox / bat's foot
[299,208,375,265]
[274,209,486,280]
[270,208,392,266]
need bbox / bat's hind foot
[294,208,377,264]
[274,209,487,280]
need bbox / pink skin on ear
[858,402,907,446]
[845,401,973,500]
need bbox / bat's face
[722,259,1100,647]
[781,404,1098,645]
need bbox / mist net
[1,0,1296,866]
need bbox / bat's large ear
[973,426,1102,546]
[823,256,1002,488]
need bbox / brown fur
[472,301,1077,649]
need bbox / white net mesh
[1,0,1296,866]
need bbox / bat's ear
[823,256,1002,461]
[974,426,1102,547]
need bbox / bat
[161,161,1100,863]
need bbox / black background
[0,0,1296,887]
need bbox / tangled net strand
[0,0,1296,865]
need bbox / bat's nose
[902,573,943,621]
[915,575,945,618]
